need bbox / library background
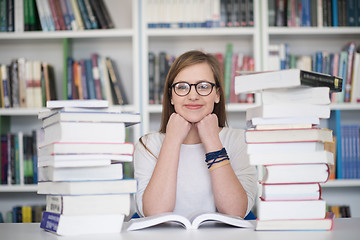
[0,0,359,223]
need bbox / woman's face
[170,62,220,123]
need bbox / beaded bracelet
[205,147,230,172]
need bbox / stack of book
[37,100,140,236]
[235,69,343,231]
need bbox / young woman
[134,50,257,218]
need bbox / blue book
[85,59,96,99]
[76,0,91,29]
[332,0,338,27]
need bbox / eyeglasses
[171,81,217,96]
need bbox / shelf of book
[0,29,134,39]
[146,28,257,37]
[322,179,360,188]
[0,185,38,192]
[267,27,360,35]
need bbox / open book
[126,212,254,230]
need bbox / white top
[134,127,258,218]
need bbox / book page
[127,212,191,231]
[189,212,254,229]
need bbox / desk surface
[0,218,359,240]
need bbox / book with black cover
[235,69,343,93]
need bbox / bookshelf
[0,0,140,218]
[261,0,360,217]
[0,0,359,220]
[139,0,261,134]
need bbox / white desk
[0,218,359,240]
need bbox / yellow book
[22,206,32,223]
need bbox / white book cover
[40,212,124,236]
[37,179,137,195]
[46,99,109,108]
[46,194,131,215]
[42,121,126,146]
[38,163,124,181]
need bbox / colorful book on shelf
[260,163,330,184]
[38,162,124,181]
[257,199,327,220]
[245,128,333,144]
[45,194,131,216]
[70,0,84,30]
[38,142,134,155]
[127,212,254,231]
[255,212,335,231]
[260,183,322,201]
[42,121,126,146]
[40,211,124,236]
[106,58,128,105]
[235,69,343,94]
[37,179,137,195]
[245,104,331,120]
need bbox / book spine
[300,70,343,92]
[91,53,102,99]
[76,0,91,29]
[40,211,60,233]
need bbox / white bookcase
[0,0,359,219]
[0,0,140,217]
[139,0,261,134]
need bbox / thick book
[46,99,109,108]
[249,150,334,166]
[41,111,140,128]
[260,87,331,105]
[127,212,254,231]
[40,211,124,236]
[38,106,112,119]
[258,199,327,220]
[38,154,133,168]
[261,163,330,184]
[37,179,137,195]
[235,69,343,93]
[246,104,331,120]
[260,183,322,201]
[38,162,124,181]
[38,142,134,155]
[46,194,130,216]
[247,117,320,130]
[42,121,126,146]
[255,212,335,231]
[247,141,325,155]
[245,128,333,143]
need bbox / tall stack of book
[37,100,140,236]
[235,69,343,231]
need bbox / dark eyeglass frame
[170,81,217,96]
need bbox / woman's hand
[165,113,192,145]
[196,114,222,152]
